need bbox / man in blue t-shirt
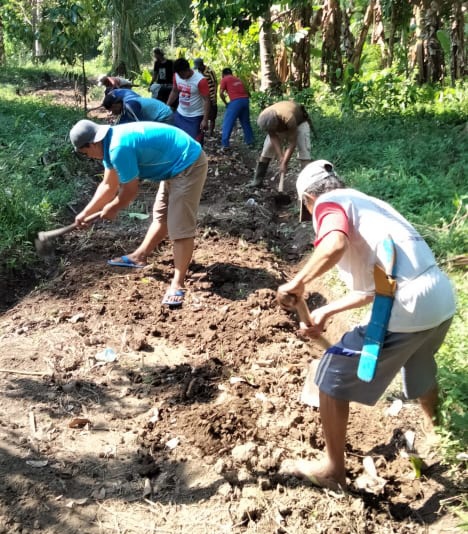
[103,91,174,125]
[69,119,208,307]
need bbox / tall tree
[105,0,142,75]
[0,12,5,65]
[350,0,375,73]
[289,3,314,90]
[194,0,285,92]
[259,8,282,92]
[32,0,44,61]
[371,0,388,67]
[413,0,445,84]
[381,0,413,69]
[449,0,465,84]
[321,0,343,85]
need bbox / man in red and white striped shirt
[167,58,210,146]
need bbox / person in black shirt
[150,48,175,104]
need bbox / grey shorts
[314,318,453,406]
[152,152,208,240]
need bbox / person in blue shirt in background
[69,119,208,307]
[103,91,174,125]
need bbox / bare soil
[0,87,464,534]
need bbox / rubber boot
[250,161,269,187]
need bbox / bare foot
[279,459,346,490]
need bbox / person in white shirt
[278,160,456,490]
[167,58,210,146]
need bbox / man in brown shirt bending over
[252,100,312,188]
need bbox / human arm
[279,231,373,336]
[299,291,374,336]
[166,75,179,107]
[219,79,228,106]
[220,87,228,106]
[100,178,140,220]
[201,94,210,131]
[279,129,298,174]
[150,61,158,84]
[279,231,349,297]
[268,132,284,163]
[75,168,119,226]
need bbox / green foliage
[192,0,270,41]
[40,0,104,66]
[188,16,260,96]
[436,30,451,60]
[436,272,468,461]
[341,68,419,112]
[1,0,37,61]
[0,67,87,271]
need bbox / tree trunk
[259,9,282,93]
[387,3,397,68]
[0,13,5,66]
[32,0,43,62]
[342,6,355,63]
[413,0,445,84]
[321,0,343,86]
[450,0,465,83]
[290,4,313,90]
[81,57,88,112]
[350,0,375,73]
[371,0,388,67]
[422,0,445,83]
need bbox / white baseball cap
[296,160,335,221]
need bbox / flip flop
[161,288,185,307]
[107,255,146,268]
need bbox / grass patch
[0,66,97,271]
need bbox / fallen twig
[0,368,51,376]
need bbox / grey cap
[193,58,204,68]
[69,119,110,150]
[296,160,336,222]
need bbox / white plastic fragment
[95,347,117,362]
[165,437,180,449]
[26,460,48,468]
[354,455,387,494]
[363,456,378,478]
[385,399,403,416]
[404,430,416,451]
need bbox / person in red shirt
[219,68,254,149]
[98,75,133,95]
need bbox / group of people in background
[98,49,256,153]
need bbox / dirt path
[0,100,464,533]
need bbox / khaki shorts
[152,152,208,240]
[314,317,453,406]
[260,121,311,161]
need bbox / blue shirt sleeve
[109,145,140,183]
